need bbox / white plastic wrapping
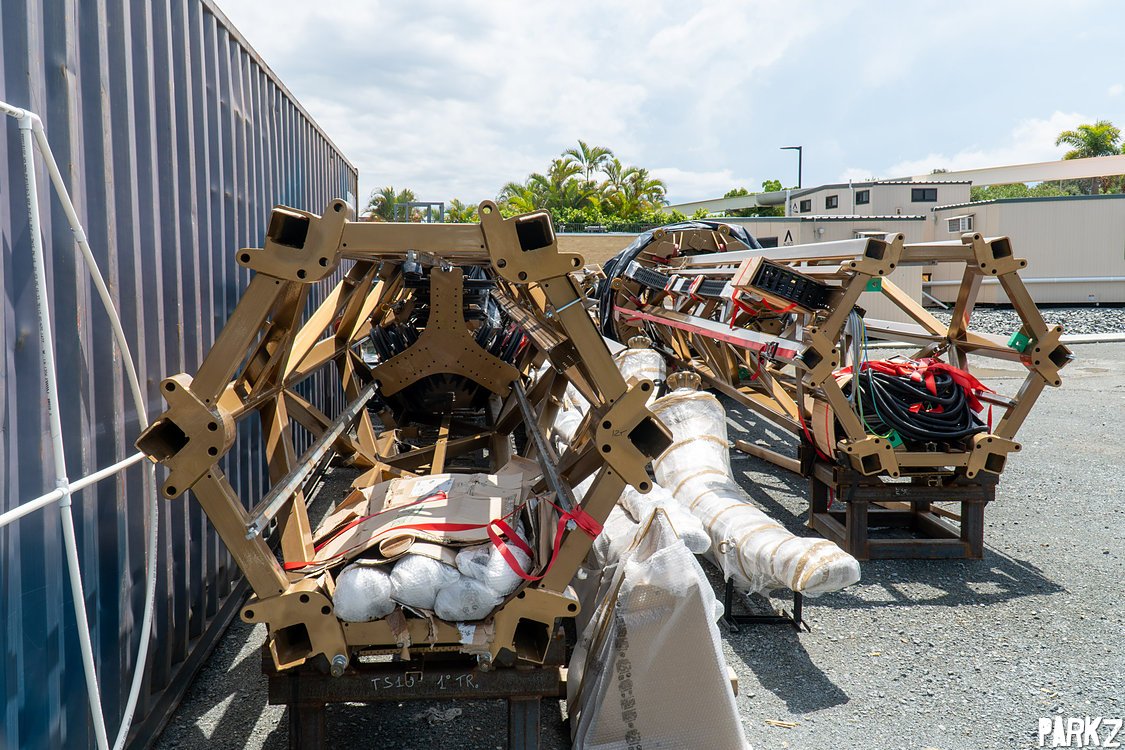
[589,505,640,571]
[618,483,710,554]
[434,577,503,622]
[455,536,531,597]
[650,387,861,597]
[332,562,396,622]
[613,347,666,401]
[552,382,590,453]
[389,554,461,611]
[569,511,749,750]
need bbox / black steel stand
[721,578,807,632]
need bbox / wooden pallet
[806,458,997,560]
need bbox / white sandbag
[569,511,749,750]
[390,553,461,611]
[455,540,531,597]
[434,577,503,622]
[332,562,396,622]
[650,387,861,597]
[618,483,710,554]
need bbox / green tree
[1056,120,1122,193]
[366,186,417,221]
[445,199,478,223]
[969,182,1079,201]
[498,181,541,214]
[723,180,785,217]
[1055,120,1121,159]
[563,140,614,184]
[497,142,670,228]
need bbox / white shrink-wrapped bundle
[455,537,532,597]
[551,382,590,453]
[589,505,640,570]
[390,554,461,610]
[434,577,503,622]
[332,562,396,622]
[569,511,749,750]
[650,385,861,597]
[619,483,710,554]
[613,336,666,402]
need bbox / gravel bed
[929,305,1125,336]
[155,343,1125,750]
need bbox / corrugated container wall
[0,1,358,748]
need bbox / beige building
[558,188,1125,313]
[928,194,1125,304]
[786,179,972,219]
[724,190,1125,306]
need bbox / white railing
[0,100,159,750]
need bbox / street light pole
[781,145,802,189]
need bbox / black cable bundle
[851,368,987,443]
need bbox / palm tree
[599,157,628,209]
[527,159,596,210]
[1055,120,1121,159]
[498,181,541,213]
[446,199,478,223]
[563,140,614,184]
[366,186,417,221]
[1056,120,1121,193]
[620,167,668,214]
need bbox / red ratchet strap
[728,290,796,329]
[797,409,832,462]
[756,295,797,314]
[488,500,603,582]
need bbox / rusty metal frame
[137,200,671,676]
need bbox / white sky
[215,0,1125,207]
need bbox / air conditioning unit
[947,215,973,233]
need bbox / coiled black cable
[851,368,987,443]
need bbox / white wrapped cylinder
[390,554,461,611]
[613,347,666,401]
[333,562,396,622]
[650,388,861,597]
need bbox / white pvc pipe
[5,99,158,750]
[0,451,146,529]
[29,121,148,423]
[20,117,111,750]
[924,275,1125,287]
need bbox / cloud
[211,1,1125,208]
[213,0,829,205]
[839,111,1088,180]
[651,167,755,203]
